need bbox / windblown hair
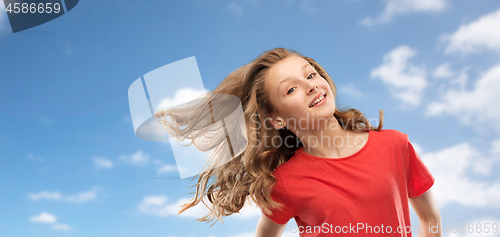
[153,47,384,226]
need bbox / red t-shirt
[261,129,435,236]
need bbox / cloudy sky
[1,0,500,236]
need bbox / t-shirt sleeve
[261,169,298,225]
[406,135,435,198]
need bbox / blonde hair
[154,47,384,226]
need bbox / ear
[268,114,286,130]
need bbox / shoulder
[375,128,408,142]
[271,153,302,180]
[372,129,410,150]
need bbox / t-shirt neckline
[296,130,372,161]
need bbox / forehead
[268,55,308,78]
[265,56,309,88]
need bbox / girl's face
[264,55,336,130]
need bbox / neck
[292,117,365,158]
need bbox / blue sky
[1,0,500,236]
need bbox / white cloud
[138,196,210,218]
[156,87,208,111]
[433,62,454,78]
[29,212,57,224]
[426,63,500,132]
[420,142,500,208]
[362,0,447,25]
[227,2,243,15]
[93,157,114,169]
[119,150,150,166]
[233,198,262,218]
[152,158,163,165]
[442,8,500,54]
[28,188,97,203]
[28,191,62,201]
[29,213,73,231]
[65,189,98,203]
[339,84,363,98]
[134,117,168,142]
[52,223,72,231]
[167,138,219,179]
[370,45,427,106]
[492,138,500,156]
[157,164,177,174]
[410,141,424,155]
[449,67,469,90]
[137,195,261,219]
[96,151,163,169]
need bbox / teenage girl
[154,48,442,237]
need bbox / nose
[308,84,318,94]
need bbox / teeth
[310,95,325,107]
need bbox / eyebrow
[277,63,312,93]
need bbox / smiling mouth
[309,94,325,108]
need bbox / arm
[255,213,287,237]
[409,188,443,237]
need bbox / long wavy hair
[153,47,384,226]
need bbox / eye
[307,73,316,80]
[286,73,316,95]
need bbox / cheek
[320,79,331,90]
[281,101,305,117]
[322,83,334,96]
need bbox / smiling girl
[154,48,442,237]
